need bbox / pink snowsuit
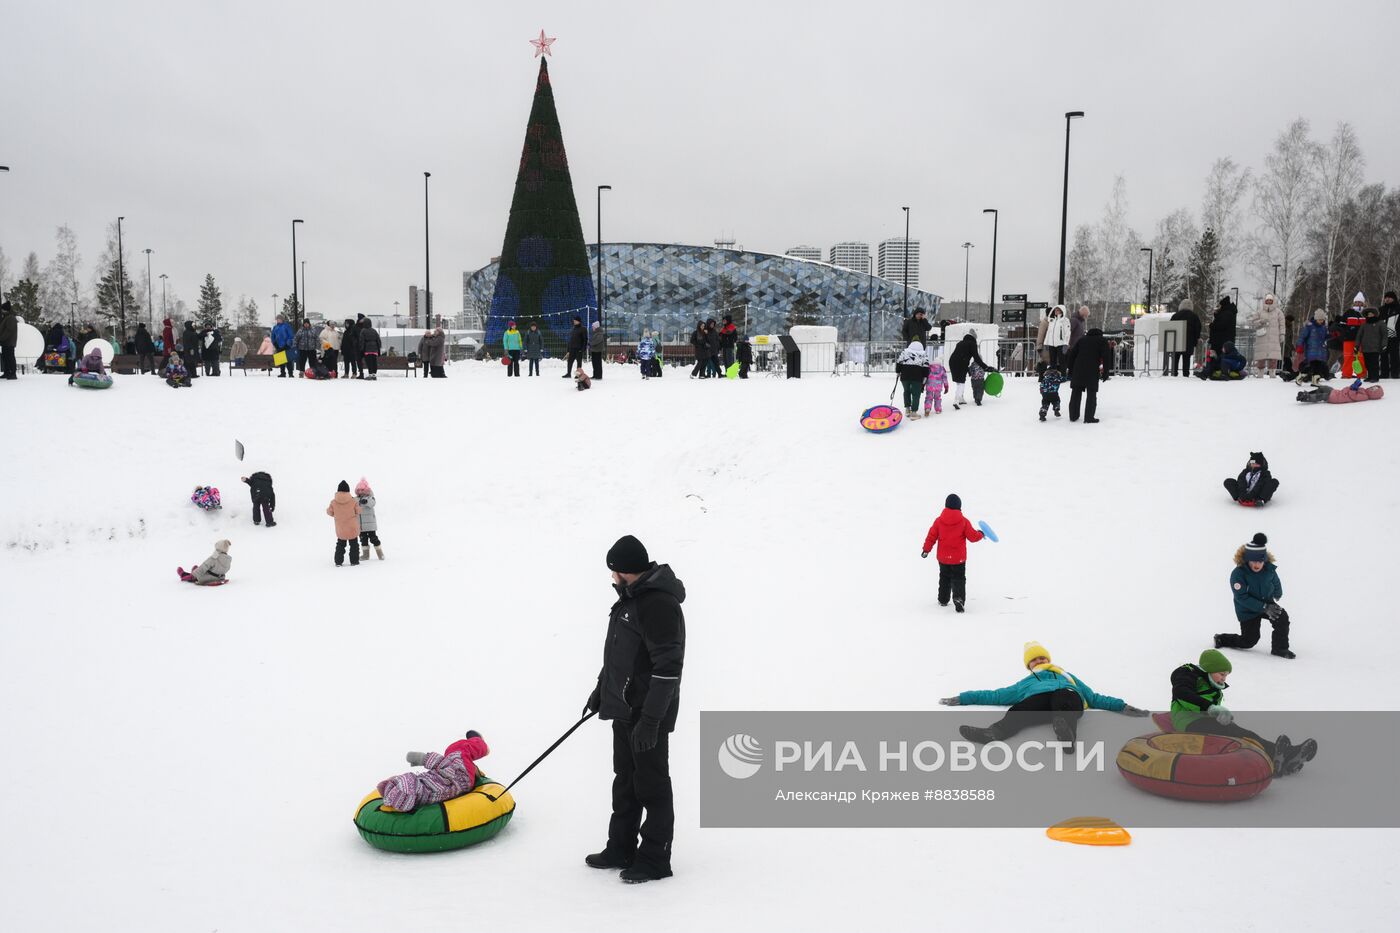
[377,735,489,811]
[924,362,950,414]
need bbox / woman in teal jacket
[1215,532,1293,658]
[940,641,1147,743]
[502,321,523,377]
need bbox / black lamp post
[960,242,974,319]
[596,185,611,331]
[423,173,432,329]
[901,206,910,318]
[1140,247,1154,317]
[116,216,126,338]
[1057,111,1085,306]
[160,274,168,319]
[983,208,999,325]
[865,255,874,376]
[301,261,307,323]
[1272,263,1280,296]
[1232,286,1240,309]
[144,248,153,327]
[291,219,304,326]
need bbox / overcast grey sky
[2,0,1396,322]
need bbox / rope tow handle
[479,711,597,802]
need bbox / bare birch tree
[40,225,85,327]
[1201,158,1252,302]
[1249,117,1320,320]
[1314,121,1365,311]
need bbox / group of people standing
[270,314,386,379]
[689,315,742,379]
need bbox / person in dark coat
[736,334,753,379]
[358,320,382,379]
[901,310,932,346]
[181,322,201,378]
[564,316,588,378]
[342,318,362,379]
[1166,298,1202,376]
[1223,452,1278,505]
[0,300,17,380]
[523,323,544,376]
[584,535,685,884]
[718,315,739,367]
[1380,291,1398,379]
[202,327,222,376]
[1209,296,1237,353]
[946,333,996,408]
[133,322,156,374]
[689,321,706,378]
[160,318,175,366]
[241,472,277,527]
[1062,326,1112,422]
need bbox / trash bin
[780,335,800,378]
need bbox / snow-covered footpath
[1,362,1394,931]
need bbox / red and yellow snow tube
[1117,731,1273,802]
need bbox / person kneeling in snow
[178,539,232,585]
[1215,533,1294,658]
[377,731,489,811]
[1223,452,1278,506]
[1170,648,1316,776]
[574,367,592,391]
[939,640,1148,744]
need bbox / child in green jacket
[1170,649,1316,775]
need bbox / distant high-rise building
[785,245,823,262]
[829,241,871,274]
[877,238,920,289]
[409,285,434,328]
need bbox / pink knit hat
[354,477,372,496]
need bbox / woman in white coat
[1252,293,1285,374]
[1043,306,1071,368]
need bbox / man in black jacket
[584,535,686,884]
[1166,299,1202,376]
[564,316,587,378]
[1209,296,1237,354]
[901,309,932,346]
[1063,327,1113,423]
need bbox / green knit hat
[1199,649,1232,674]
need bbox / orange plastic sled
[1046,816,1131,846]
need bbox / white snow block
[789,325,838,374]
[941,322,999,363]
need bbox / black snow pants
[937,562,966,607]
[335,537,361,566]
[606,720,673,876]
[990,688,1084,741]
[1183,717,1277,766]
[1224,477,1278,503]
[1069,386,1097,421]
[1216,610,1290,653]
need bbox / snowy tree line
[0,224,271,346]
[1060,118,1394,342]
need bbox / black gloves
[1120,705,1150,717]
[921,551,929,559]
[583,685,601,718]
[1264,601,1283,622]
[631,717,660,753]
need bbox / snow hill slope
[1,362,1394,931]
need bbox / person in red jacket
[920,493,985,613]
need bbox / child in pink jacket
[377,731,490,811]
[924,361,950,415]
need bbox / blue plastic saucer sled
[978,520,999,542]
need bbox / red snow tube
[1116,730,1273,802]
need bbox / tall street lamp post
[961,242,974,319]
[596,185,611,331]
[901,206,910,319]
[423,173,432,330]
[160,274,168,319]
[144,248,154,327]
[1272,263,1280,296]
[983,208,999,326]
[1057,111,1085,306]
[116,216,127,339]
[291,219,304,326]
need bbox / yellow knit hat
[1024,641,1051,669]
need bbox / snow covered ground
[2,361,1394,931]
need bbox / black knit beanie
[607,535,650,573]
[946,494,961,510]
[337,480,350,492]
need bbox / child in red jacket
[921,493,985,612]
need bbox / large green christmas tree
[486,58,596,354]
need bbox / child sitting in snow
[920,493,984,613]
[574,367,592,391]
[1223,452,1278,506]
[164,352,191,388]
[1170,648,1316,776]
[191,485,222,511]
[1038,364,1064,421]
[378,731,490,811]
[178,539,232,585]
[354,477,383,560]
[923,360,949,416]
[1215,533,1294,658]
[940,640,1148,743]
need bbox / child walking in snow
[378,731,490,811]
[354,477,383,559]
[178,539,232,585]
[241,472,277,527]
[1215,533,1294,658]
[939,640,1148,743]
[969,362,988,406]
[1038,363,1064,421]
[923,360,949,416]
[327,480,362,566]
[1170,648,1316,776]
[920,494,984,612]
